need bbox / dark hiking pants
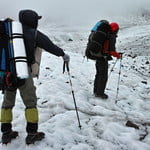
[94,58,108,95]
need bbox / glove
[62,53,70,63]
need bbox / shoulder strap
[34,30,38,48]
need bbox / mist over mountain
[0,0,150,26]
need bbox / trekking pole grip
[63,61,70,73]
[66,62,69,72]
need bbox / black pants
[94,58,108,95]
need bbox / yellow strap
[25,108,38,123]
[0,108,12,123]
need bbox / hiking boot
[2,131,18,144]
[95,93,108,99]
[26,132,45,145]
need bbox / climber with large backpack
[0,9,70,145]
[85,20,122,99]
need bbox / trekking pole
[108,58,118,78]
[115,55,123,104]
[106,58,118,90]
[63,62,82,129]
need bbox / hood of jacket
[19,10,42,29]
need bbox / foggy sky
[0,0,150,25]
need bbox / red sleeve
[109,51,121,58]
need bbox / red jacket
[103,32,121,58]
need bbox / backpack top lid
[91,20,110,33]
[0,18,13,35]
[19,9,42,29]
[0,21,5,35]
[100,20,109,25]
[110,22,119,32]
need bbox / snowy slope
[0,22,150,150]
